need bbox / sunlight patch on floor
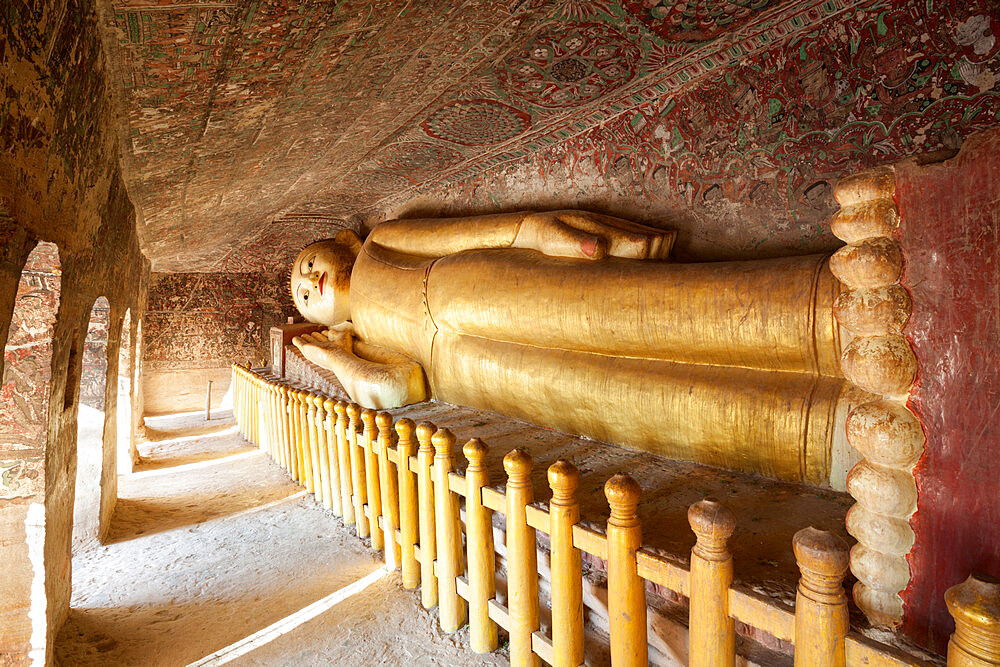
[186,565,391,667]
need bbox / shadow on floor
[107,453,298,544]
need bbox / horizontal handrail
[230,365,979,667]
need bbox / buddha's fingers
[555,212,655,260]
[303,332,330,345]
[514,213,607,260]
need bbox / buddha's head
[291,229,362,326]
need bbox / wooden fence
[231,365,1000,667]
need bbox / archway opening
[72,296,109,552]
[116,309,132,475]
[1,240,61,664]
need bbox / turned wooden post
[606,473,646,667]
[689,499,737,667]
[304,393,320,496]
[271,384,283,467]
[245,374,253,443]
[945,573,1000,666]
[268,383,281,460]
[292,389,308,486]
[298,390,315,492]
[361,409,384,552]
[312,395,331,507]
[416,421,438,609]
[236,366,247,438]
[233,368,242,436]
[257,380,269,453]
[793,527,849,667]
[256,378,267,448]
[334,402,354,526]
[465,438,497,653]
[254,376,263,446]
[248,375,258,445]
[288,389,303,482]
[548,459,584,667]
[505,448,541,667]
[347,404,369,537]
[433,428,467,632]
[377,412,401,568]
[323,398,342,516]
[395,418,420,588]
[279,385,292,472]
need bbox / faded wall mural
[1,242,60,500]
[103,0,998,269]
[382,0,1000,261]
[145,272,295,371]
[80,298,110,411]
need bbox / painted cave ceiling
[103,0,1000,271]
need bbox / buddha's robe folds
[351,241,844,485]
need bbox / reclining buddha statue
[290,210,851,487]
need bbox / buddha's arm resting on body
[368,210,675,260]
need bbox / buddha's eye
[302,291,309,303]
[307,258,314,270]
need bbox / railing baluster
[433,428,467,632]
[248,375,257,445]
[377,412,401,568]
[245,373,253,443]
[347,404,369,537]
[298,390,314,492]
[313,395,331,508]
[362,409,384,553]
[689,499,737,667]
[334,402,353,526]
[416,422,438,609]
[792,527,849,667]
[258,379,270,453]
[946,574,1000,666]
[253,375,262,445]
[505,448,540,667]
[464,438,497,653]
[278,384,288,467]
[395,418,420,589]
[605,473,646,667]
[288,390,302,482]
[268,383,280,460]
[233,367,240,433]
[323,398,342,516]
[548,460,584,667]
[305,393,320,498]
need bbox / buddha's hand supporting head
[291,230,362,325]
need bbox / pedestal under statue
[290,210,848,486]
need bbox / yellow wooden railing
[231,365,1000,667]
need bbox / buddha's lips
[318,272,326,296]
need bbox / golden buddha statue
[290,210,849,487]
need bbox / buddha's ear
[335,229,363,260]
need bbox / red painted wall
[897,127,1000,653]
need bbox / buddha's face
[291,238,356,325]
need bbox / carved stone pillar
[830,166,923,627]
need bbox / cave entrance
[72,296,109,552]
[116,309,133,475]
[0,239,62,663]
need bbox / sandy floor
[56,413,508,666]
